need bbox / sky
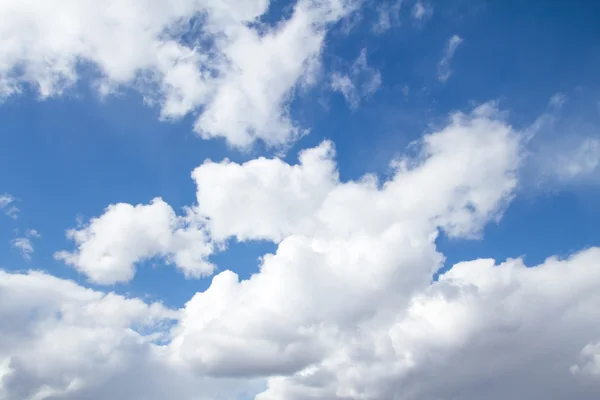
[1,0,600,399]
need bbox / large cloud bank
[2,104,600,399]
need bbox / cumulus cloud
[58,101,521,278]
[55,198,214,285]
[170,103,523,380]
[10,102,596,399]
[0,103,600,400]
[330,48,382,109]
[437,34,463,82]
[0,269,261,400]
[0,0,359,148]
[254,248,600,400]
[5,247,600,398]
[0,193,18,219]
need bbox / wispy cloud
[12,237,34,260]
[524,94,600,188]
[331,48,382,109]
[437,34,464,82]
[12,228,41,261]
[0,193,19,219]
[412,1,433,21]
[373,0,403,33]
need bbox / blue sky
[1,1,600,399]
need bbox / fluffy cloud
[192,102,520,244]
[169,103,523,382]
[255,248,600,400]
[58,101,520,282]
[18,103,598,399]
[0,0,359,148]
[4,245,600,399]
[55,198,214,284]
[437,34,463,82]
[330,48,381,109]
[0,269,260,400]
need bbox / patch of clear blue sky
[1,0,599,307]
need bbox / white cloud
[11,238,34,261]
[437,34,463,82]
[552,137,600,180]
[28,102,600,399]
[572,341,600,377]
[373,0,403,33]
[0,193,19,219]
[0,269,262,400]
[412,1,433,21]
[5,243,600,400]
[254,248,600,400]
[330,48,381,109]
[524,96,600,187]
[55,198,215,285]
[192,103,520,245]
[0,0,359,148]
[25,229,40,238]
[58,102,520,277]
[11,229,41,261]
[170,103,523,381]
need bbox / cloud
[5,242,600,399]
[0,269,262,400]
[55,198,214,285]
[330,48,382,109]
[552,137,600,180]
[192,103,520,244]
[254,248,600,400]
[25,229,40,238]
[58,101,521,279]
[11,238,34,261]
[372,0,403,33]
[0,193,19,219]
[524,95,600,187]
[170,103,523,379]
[412,1,433,21]
[550,92,568,109]
[0,0,359,148]
[572,341,600,377]
[11,229,41,261]
[531,136,600,186]
[437,34,463,82]
[5,103,600,399]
